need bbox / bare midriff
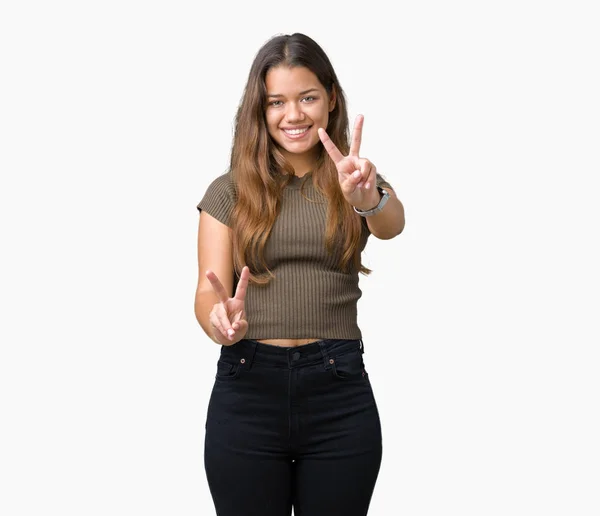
[255,338,321,347]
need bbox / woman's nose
[285,102,305,122]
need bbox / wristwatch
[353,186,390,217]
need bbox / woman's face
[264,65,335,166]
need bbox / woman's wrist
[353,188,382,212]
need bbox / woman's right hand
[206,265,250,346]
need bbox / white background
[1,0,599,514]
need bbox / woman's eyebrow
[267,88,320,98]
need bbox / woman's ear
[328,85,337,112]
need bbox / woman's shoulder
[197,170,237,225]
[207,170,236,191]
[203,170,238,201]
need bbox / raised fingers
[205,269,230,304]
[233,266,250,301]
[349,114,364,157]
[318,127,344,164]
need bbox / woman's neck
[281,150,318,178]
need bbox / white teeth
[283,127,309,135]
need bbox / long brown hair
[230,33,373,285]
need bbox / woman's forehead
[265,66,324,95]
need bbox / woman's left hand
[318,114,381,211]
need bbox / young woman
[195,32,405,516]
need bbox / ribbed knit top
[196,171,393,340]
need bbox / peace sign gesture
[318,114,381,210]
[205,265,250,346]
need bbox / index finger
[318,127,344,164]
[233,266,250,301]
[205,269,230,304]
[349,114,364,156]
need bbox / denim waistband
[220,338,364,369]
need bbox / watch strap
[353,187,390,217]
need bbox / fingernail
[227,329,235,337]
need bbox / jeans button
[292,352,300,361]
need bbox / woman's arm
[194,212,234,343]
[364,187,405,240]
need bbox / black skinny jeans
[204,338,382,516]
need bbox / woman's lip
[281,126,312,139]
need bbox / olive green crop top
[196,171,394,340]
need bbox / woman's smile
[281,125,312,139]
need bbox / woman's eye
[269,100,283,107]
[301,96,316,102]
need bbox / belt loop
[318,341,332,370]
[246,340,258,368]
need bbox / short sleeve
[196,172,237,228]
